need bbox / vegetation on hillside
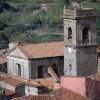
[0,0,100,48]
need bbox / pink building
[53,74,100,100]
[54,76,86,96]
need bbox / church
[0,1,99,100]
[6,2,98,80]
[64,2,98,76]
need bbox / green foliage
[63,0,71,4]
[32,34,64,43]
[91,0,96,2]
[0,0,99,49]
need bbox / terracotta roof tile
[12,95,48,100]
[5,89,15,96]
[12,88,90,100]
[0,87,15,96]
[0,73,53,89]
[18,41,64,59]
[49,87,90,100]
[0,77,25,87]
[33,78,53,89]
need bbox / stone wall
[64,46,77,76]
[77,46,98,76]
[30,56,64,79]
[64,45,97,76]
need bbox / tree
[63,0,71,5]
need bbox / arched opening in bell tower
[68,27,72,40]
[82,27,90,44]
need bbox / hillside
[0,0,100,48]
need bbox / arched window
[82,27,90,43]
[68,27,72,40]
[16,64,21,76]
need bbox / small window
[16,64,21,76]
[68,27,72,40]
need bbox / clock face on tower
[68,47,72,53]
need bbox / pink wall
[53,77,86,96]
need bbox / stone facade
[77,46,97,76]
[64,3,98,76]
[64,46,77,76]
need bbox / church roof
[17,41,64,59]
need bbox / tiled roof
[0,73,53,89]
[49,87,90,100]
[33,78,53,89]
[0,87,15,96]
[5,89,15,96]
[0,76,25,87]
[18,41,64,59]
[12,88,90,100]
[1,77,24,87]
[12,95,48,100]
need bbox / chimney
[9,41,22,49]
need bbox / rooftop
[12,87,90,100]
[9,41,64,59]
[0,72,53,89]
[49,87,90,100]
[0,75,25,87]
[5,89,15,96]
[12,95,48,100]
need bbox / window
[82,27,90,43]
[68,27,72,40]
[16,64,21,76]
[38,65,44,78]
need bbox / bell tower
[64,2,98,76]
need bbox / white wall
[7,48,31,79]
[7,56,30,79]
[25,85,38,96]
[0,82,15,91]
